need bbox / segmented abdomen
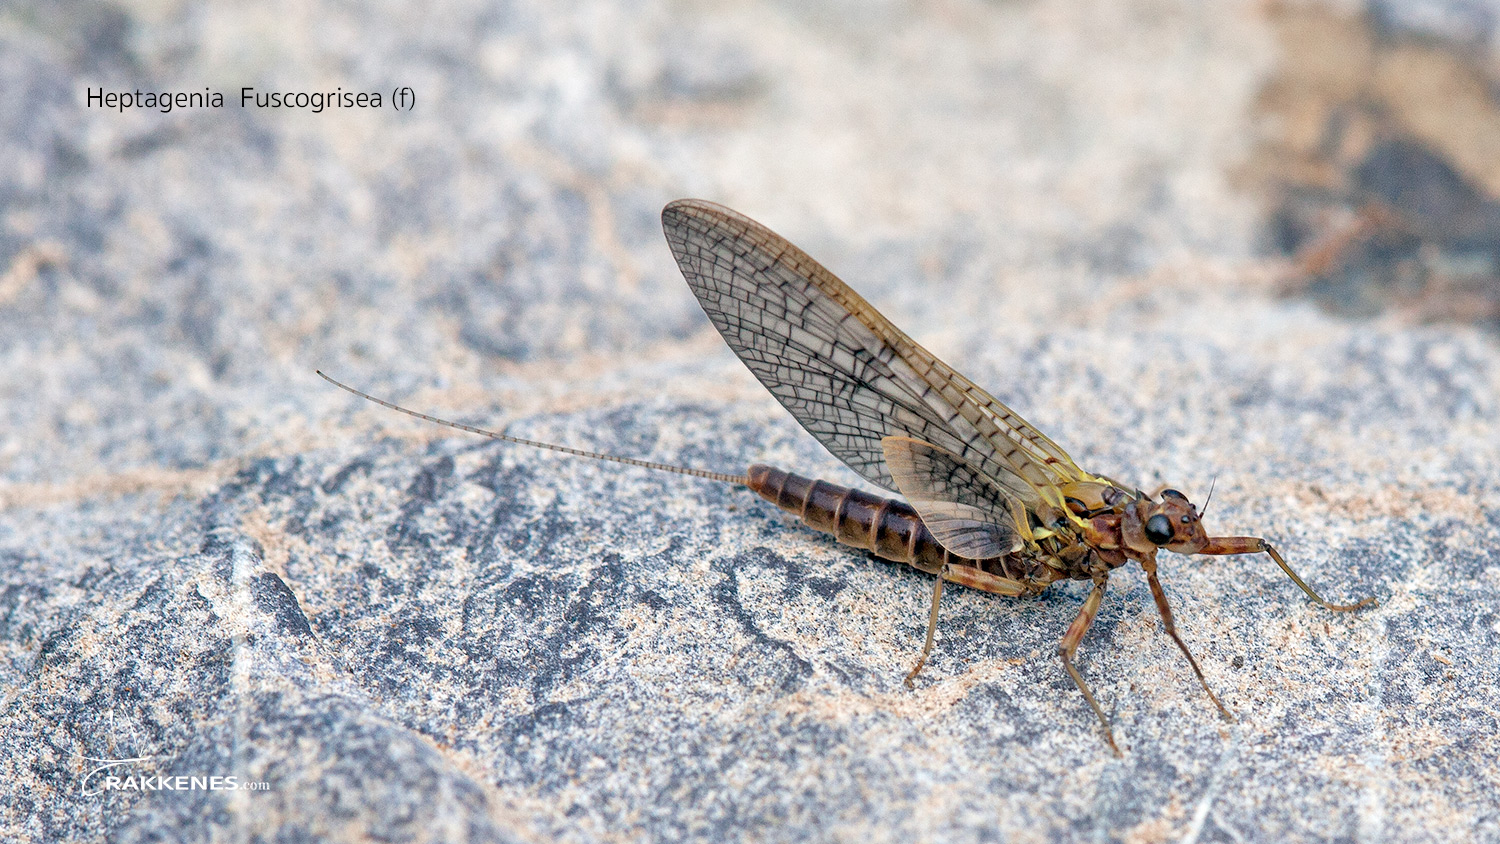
[746,464,1014,578]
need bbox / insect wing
[880,436,1022,559]
[662,200,1084,512]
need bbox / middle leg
[1058,576,1118,755]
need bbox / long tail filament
[317,371,748,485]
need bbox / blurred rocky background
[1,0,1497,842]
[1248,1,1500,328]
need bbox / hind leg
[904,565,1031,688]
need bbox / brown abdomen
[746,464,987,575]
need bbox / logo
[76,752,272,796]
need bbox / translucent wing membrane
[662,199,1085,517]
[881,436,1022,559]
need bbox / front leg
[1142,560,1233,721]
[1198,536,1376,611]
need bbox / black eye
[1161,489,1186,500]
[1145,513,1173,545]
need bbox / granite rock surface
[2,1,1498,842]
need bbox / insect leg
[904,568,946,689]
[1058,577,1119,755]
[1198,536,1376,611]
[903,565,1031,688]
[939,565,1032,596]
[1142,562,1233,722]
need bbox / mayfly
[320,198,1375,753]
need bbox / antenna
[317,371,749,485]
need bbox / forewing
[881,436,1022,559]
[662,198,1084,503]
[665,201,975,490]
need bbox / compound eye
[1144,513,1174,545]
[1161,488,1186,501]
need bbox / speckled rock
[2,1,1498,843]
